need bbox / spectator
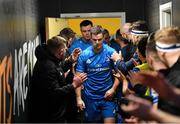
[28,36,86,122]
[154,26,180,115]
[121,22,132,42]
[121,72,180,123]
[116,29,134,62]
[59,28,80,122]
[59,27,76,48]
[103,28,111,45]
[111,20,149,76]
[121,95,180,123]
[110,29,121,53]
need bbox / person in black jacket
[28,36,86,123]
[154,26,180,116]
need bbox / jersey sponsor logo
[87,67,110,72]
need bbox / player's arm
[121,95,180,123]
[75,72,85,111]
[75,52,86,111]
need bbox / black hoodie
[29,44,74,122]
[158,58,180,116]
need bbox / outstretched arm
[75,72,86,111]
[121,95,180,123]
[128,71,180,106]
[62,48,81,72]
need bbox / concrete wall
[60,0,145,22]
[145,0,180,32]
[0,0,40,122]
[39,0,146,42]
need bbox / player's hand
[111,51,122,62]
[72,73,87,88]
[104,88,115,100]
[71,48,81,62]
[76,97,85,112]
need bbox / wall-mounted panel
[45,18,68,40]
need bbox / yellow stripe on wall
[46,17,122,40]
[68,18,121,36]
[46,18,68,40]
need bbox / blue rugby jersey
[76,44,116,100]
[68,37,92,54]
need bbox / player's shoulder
[80,46,93,56]
[104,44,115,53]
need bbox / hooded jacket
[29,44,74,122]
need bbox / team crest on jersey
[86,59,91,64]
